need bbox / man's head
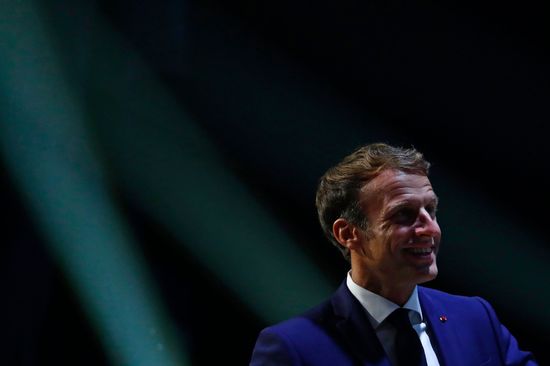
[316,143,441,290]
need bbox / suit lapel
[331,281,391,366]
[419,287,461,366]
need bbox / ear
[332,218,362,251]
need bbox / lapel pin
[439,315,447,323]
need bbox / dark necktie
[386,308,428,366]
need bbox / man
[250,143,536,365]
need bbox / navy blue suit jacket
[251,282,536,365]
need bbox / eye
[392,208,417,225]
[426,204,437,219]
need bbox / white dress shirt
[346,273,440,366]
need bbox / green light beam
[0,2,189,365]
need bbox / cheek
[381,227,407,255]
[387,226,411,247]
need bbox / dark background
[2,0,549,364]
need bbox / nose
[414,208,441,238]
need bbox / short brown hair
[315,143,431,261]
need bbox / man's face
[357,169,441,288]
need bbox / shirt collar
[346,272,423,328]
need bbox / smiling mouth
[403,246,436,261]
[407,247,433,255]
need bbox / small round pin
[439,315,447,323]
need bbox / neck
[350,265,415,306]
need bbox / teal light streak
[0,2,189,365]
[2,0,335,328]
[85,28,334,324]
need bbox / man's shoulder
[252,299,358,366]
[419,285,483,301]
[418,285,495,315]
[256,299,343,357]
[418,285,469,299]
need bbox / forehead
[360,169,436,210]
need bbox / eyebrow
[384,195,439,218]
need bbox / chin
[416,264,438,284]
